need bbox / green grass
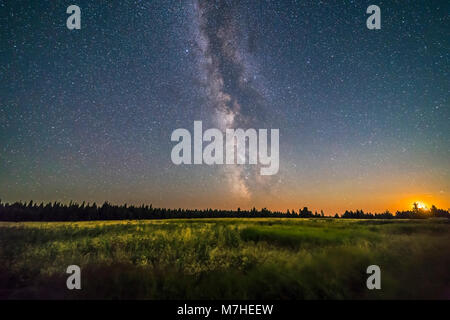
[0,218,449,299]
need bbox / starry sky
[1,0,449,214]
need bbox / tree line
[0,200,448,221]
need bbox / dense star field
[1,1,449,213]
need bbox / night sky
[1,0,449,214]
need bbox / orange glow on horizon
[414,201,429,211]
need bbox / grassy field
[1,218,449,299]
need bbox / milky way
[188,0,272,199]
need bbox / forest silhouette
[0,200,448,221]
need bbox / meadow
[1,218,449,299]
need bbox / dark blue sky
[1,0,448,213]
